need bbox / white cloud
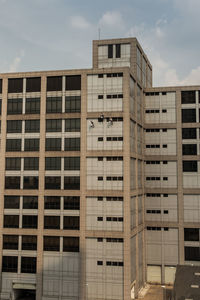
[9,50,24,72]
[99,11,123,28]
[70,16,90,29]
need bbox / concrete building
[0,37,199,300]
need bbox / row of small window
[4,196,80,210]
[146,227,169,231]
[145,109,167,113]
[98,137,123,142]
[97,157,123,161]
[146,161,168,165]
[98,177,123,181]
[146,177,168,181]
[4,215,79,229]
[145,92,167,96]
[97,197,123,201]
[2,256,36,273]
[5,176,80,190]
[3,235,79,252]
[146,193,169,197]
[98,73,123,78]
[97,238,123,243]
[97,217,123,222]
[6,119,80,133]
[146,210,168,214]
[98,117,123,122]
[98,94,123,99]
[145,128,168,132]
[97,261,123,266]
[5,157,80,171]
[6,138,80,151]
[146,144,168,148]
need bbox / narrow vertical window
[116,44,121,58]
[108,45,113,58]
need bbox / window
[46,119,62,132]
[6,139,21,152]
[26,77,41,92]
[184,228,199,241]
[65,118,80,132]
[64,157,80,170]
[46,96,62,113]
[0,79,2,93]
[181,91,196,104]
[183,161,198,172]
[66,75,81,90]
[25,98,40,114]
[22,215,37,229]
[64,196,80,210]
[185,247,200,261]
[45,138,61,151]
[64,138,80,151]
[24,139,39,151]
[182,128,196,139]
[182,109,196,123]
[7,98,23,115]
[4,196,20,209]
[23,196,38,209]
[44,236,60,251]
[97,261,103,265]
[45,176,61,189]
[21,257,36,273]
[63,216,79,230]
[7,120,22,133]
[22,236,37,250]
[4,215,19,228]
[47,76,62,91]
[108,45,113,58]
[116,44,121,58]
[24,157,39,170]
[45,157,61,170]
[5,177,20,189]
[23,177,38,189]
[182,144,197,155]
[106,261,123,266]
[64,176,80,190]
[63,237,79,252]
[97,217,103,221]
[2,256,18,272]
[25,120,40,133]
[44,196,60,209]
[106,197,123,201]
[44,216,60,229]
[65,96,81,112]
[6,158,21,170]
[8,78,23,93]
[3,235,18,250]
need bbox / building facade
[0,37,198,300]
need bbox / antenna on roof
[98,28,101,40]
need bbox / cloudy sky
[0,0,199,86]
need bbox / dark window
[182,144,197,155]
[45,138,61,151]
[46,96,62,113]
[65,96,81,113]
[22,215,37,229]
[2,256,18,272]
[44,236,60,251]
[22,236,37,250]
[47,76,62,91]
[182,128,196,139]
[25,120,40,133]
[65,118,80,132]
[116,44,121,58]
[185,246,200,261]
[63,237,79,252]
[64,138,80,151]
[44,216,60,229]
[3,235,18,250]
[6,139,21,152]
[45,157,61,170]
[26,77,41,92]
[8,78,23,93]
[5,177,20,189]
[183,161,198,172]
[97,217,103,221]
[46,119,62,132]
[182,109,196,123]
[64,196,80,210]
[23,177,38,189]
[108,45,113,58]
[64,157,80,170]
[66,75,81,90]
[97,261,103,265]
[23,196,38,209]
[21,257,36,273]
[0,79,2,93]
[64,176,80,190]
[181,91,196,104]
[6,158,21,170]
[24,157,39,170]
[7,120,22,133]
[63,216,79,230]
[24,139,39,151]
[44,196,60,209]
[25,98,40,114]
[7,98,22,115]
[4,215,19,228]
[0,99,1,115]
[4,196,20,209]
[184,228,199,241]
[45,176,61,189]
